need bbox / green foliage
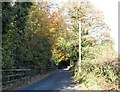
[2,1,119,90]
[2,2,54,69]
[67,1,119,90]
[2,2,33,69]
[54,29,78,63]
[51,53,60,65]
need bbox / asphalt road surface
[15,68,77,91]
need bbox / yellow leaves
[49,28,56,33]
[60,56,65,60]
[52,12,60,19]
[52,49,66,60]
[27,1,66,51]
[34,11,42,17]
[52,49,60,54]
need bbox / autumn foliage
[2,1,119,91]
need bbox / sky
[37,0,119,53]
[55,0,119,54]
[90,0,119,54]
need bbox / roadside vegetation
[2,1,119,90]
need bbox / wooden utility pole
[78,0,81,74]
[78,20,81,72]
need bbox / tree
[60,1,116,81]
[2,1,66,69]
[2,2,32,69]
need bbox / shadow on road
[14,68,78,91]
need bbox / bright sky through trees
[13,0,119,54]
[90,0,119,54]
[51,0,119,54]
[2,1,119,90]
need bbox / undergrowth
[70,58,119,90]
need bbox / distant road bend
[15,68,78,90]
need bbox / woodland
[2,1,120,90]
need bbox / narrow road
[15,68,78,91]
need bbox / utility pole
[78,0,81,73]
[78,20,81,72]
